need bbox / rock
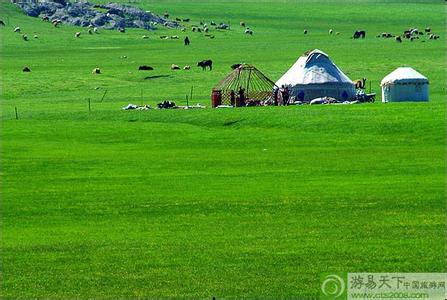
[12,0,179,31]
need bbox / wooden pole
[100,89,108,102]
[15,107,18,120]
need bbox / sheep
[204,27,209,32]
[92,68,101,74]
[88,29,93,34]
[33,34,38,39]
[118,28,125,33]
[75,32,81,38]
[0,20,5,26]
[142,35,149,39]
[88,24,94,28]
[93,27,99,33]
[22,34,28,41]
[425,27,431,33]
[183,65,191,70]
[240,21,245,27]
[210,21,216,26]
[170,35,179,39]
[171,64,180,70]
[329,29,333,34]
[303,29,308,34]
[14,27,21,33]
[181,27,186,32]
[245,28,253,35]
[41,16,49,22]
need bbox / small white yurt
[276,49,356,102]
[381,67,429,102]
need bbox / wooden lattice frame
[213,64,277,105]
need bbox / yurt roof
[381,67,429,86]
[276,49,354,87]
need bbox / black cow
[139,65,154,71]
[197,59,212,71]
[23,67,31,72]
[353,30,366,39]
[0,20,5,26]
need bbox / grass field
[0,0,445,297]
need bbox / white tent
[381,67,429,102]
[275,49,356,102]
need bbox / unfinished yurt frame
[212,64,277,106]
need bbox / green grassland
[0,0,445,297]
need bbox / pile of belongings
[309,96,361,105]
[122,104,152,110]
[157,100,176,109]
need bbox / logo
[321,274,346,299]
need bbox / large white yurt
[381,67,429,102]
[275,49,356,102]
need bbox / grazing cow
[329,29,333,34]
[92,68,101,74]
[395,36,402,43]
[354,78,366,89]
[171,64,180,70]
[231,63,242,69]
[240,21,245,27]
[303,29,307,34]
[182,18,190,22]
[210,21,216,26]
[183,65,190,70]
[245,28,253,35]
[75,32,81,38]
[0,20,5,26]
[353,30,366,39]
[14,27,20,33]
[138,65,154,71]
[425,27,431,33]
[23,67,31,72]
[197,59,213,70]
[22,34,28,41]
